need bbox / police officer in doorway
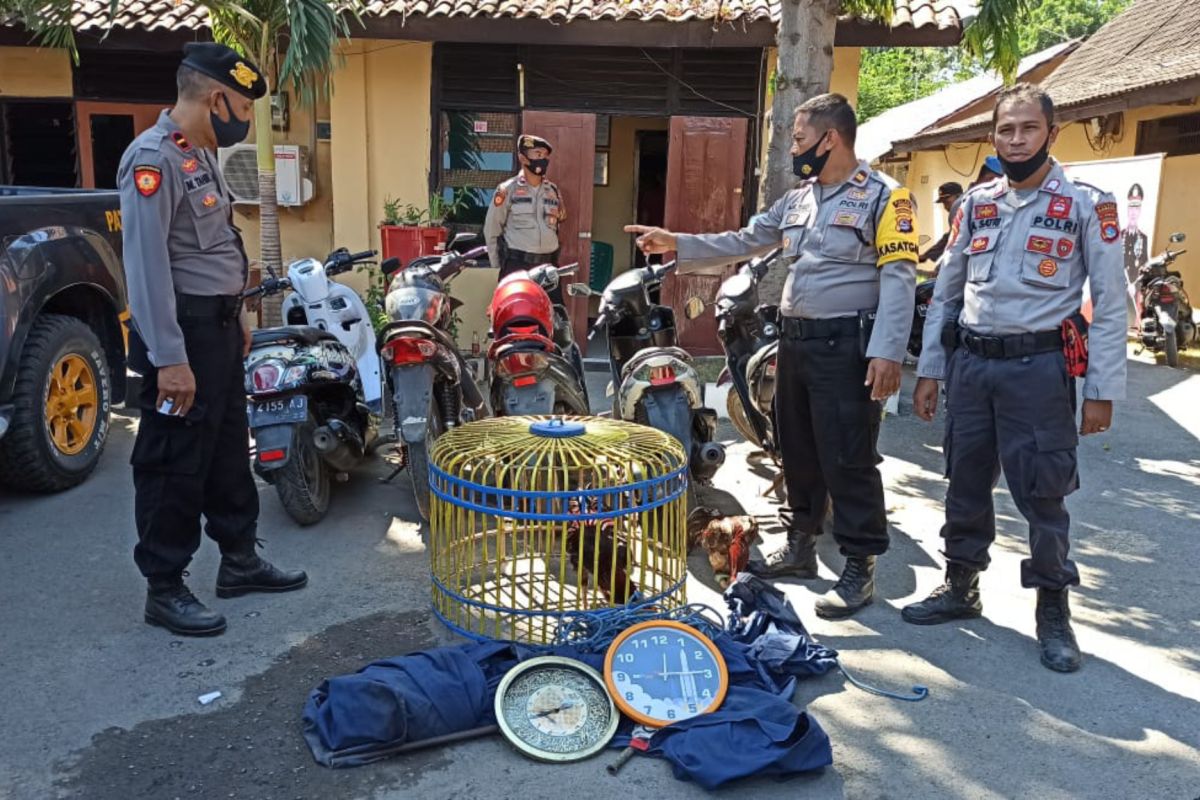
[626,93,918,619]
[920,181,964,267]
[909,84,1126,672]
[484,134,567,302]
[118,43,306,637]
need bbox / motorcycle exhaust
[691,441,726,483]
[312,419,364,472]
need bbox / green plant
[381,190,469,227]
[356,264,390,334]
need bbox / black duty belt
[504,248,558,266]
[176,293,242,321]
[960,327,1061,359]
[781,315,859,340]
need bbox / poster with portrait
[1062,153,1165,324]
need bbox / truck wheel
[0,315,111,492]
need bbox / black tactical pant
[941,347,1081,589]
[501,248,563,304]
[129,307,258,583]
[773,318,889,556]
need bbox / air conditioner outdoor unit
[217,144,314,206]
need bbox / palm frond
[1,0,80,60]
[962,0,1031,81]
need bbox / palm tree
[0,0,358,325]
[762,0,1029,204]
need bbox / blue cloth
[303,580,837,783]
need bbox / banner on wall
[1061,153,1166,324]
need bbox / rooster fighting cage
[428,416,688,644]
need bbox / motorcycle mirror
[566,282,594,297]
[450,232,478,249]
[381,257,402,277]
[1170,232,1186,243]
[918,234,932,246]
[684,296,706,320]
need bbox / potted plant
[379,190,467,266]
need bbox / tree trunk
[254,94,283,327]
[757,0,840,304]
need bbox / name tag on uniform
[848,189,869,200]
[512,196,533,204]
[184,172,214,193]
[832,210,863,227]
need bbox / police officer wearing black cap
[484,134,567,301]
[118,42,306,637]
[920,182,965,267]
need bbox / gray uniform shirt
[917,159,1127,401]
[117,110,248,367]
[676,161,919,363]
[483,172,564,267]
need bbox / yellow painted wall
[903,102,1200,288]
[592,116,669,278]
[0,46,72,97]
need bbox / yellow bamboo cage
[427,416,689,644]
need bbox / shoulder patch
[875,186,919,267]
[1095,200,1120,243]
[133,165,163,197]
[493,187,507,207]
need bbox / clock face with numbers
[603,620,729,728]
[495,656,619,762]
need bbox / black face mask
[526,157,550,176]
[211,94,251,148]
[998,133,1052,183]
[792,132,830,179]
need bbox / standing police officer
[119,43,306,637]
[484,134,567,301]
[908,84,1126,673]
[626,93,918,619]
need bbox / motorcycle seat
[252,326,341,347]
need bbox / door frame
[75,101,163,189]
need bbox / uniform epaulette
[868,170,900,191]
[965,177,1003,199]
[1070,179,1114,201]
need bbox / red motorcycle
[486,263,590,416]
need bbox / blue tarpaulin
[302,576,838,786]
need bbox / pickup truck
[0,187,128,492]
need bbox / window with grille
[1136,111,1200,157]
[438,111,518,228]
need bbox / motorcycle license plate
[250,395,307,427]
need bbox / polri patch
[1027,235,1053,254]
[1096,201,1120,243]
[134,165,162,197]
[1057,238,1075,258]
[1038,258,1058,278]
[973,203,998,220]
[1047,195,1073,219]
[493,188,507,207]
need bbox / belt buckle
[983,336,1004,358]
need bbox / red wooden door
[521,110,596,347]
[663,116,749,355]
[76,102,162,189]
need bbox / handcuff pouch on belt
[1061,312,1089,378]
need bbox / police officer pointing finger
[119,43,306,637]
[626,93,918,620]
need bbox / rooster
[688,507,761,589]
[565,493,637,606]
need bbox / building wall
[0,47,72,97]
[903,102,1200,288]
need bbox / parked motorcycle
[379,234,491,520]
[486,262,590,416]
[1137,232,1196,367]
[242,248,384,525]
[684,248,781,461]
[569,260,725,505]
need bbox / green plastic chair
[589,241,614,292]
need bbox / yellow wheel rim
[44,353,99,456]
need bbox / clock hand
[530,701,576,719]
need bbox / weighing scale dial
[495,656,619,762]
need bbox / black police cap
[518,134,553,155]
[181,42,268,100]
[937,181,964,199]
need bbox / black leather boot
[751,529,818,579]
[815,555,876,619]
[216,542,308,599]
[1036,588,1081,673]
[901,563,983,625]
[145,577,227,636]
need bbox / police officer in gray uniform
[627,93,918,619]
[484,134,567,301]
[119,43,306,637]
[908,84,1126,673]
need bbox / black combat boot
[901,563,983,625]
[1035,588,1081,673]
[815,555,876,619]
[145,576,227,636]
[216,541,308,599]
[751,529,818,579]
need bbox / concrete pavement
[0,361,1197,799]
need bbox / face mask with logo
[526,157,550,176]
[998,132,1052,183]
[791,131,830,179]
[211,94,251,148]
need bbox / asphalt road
[0,360,1197,800]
